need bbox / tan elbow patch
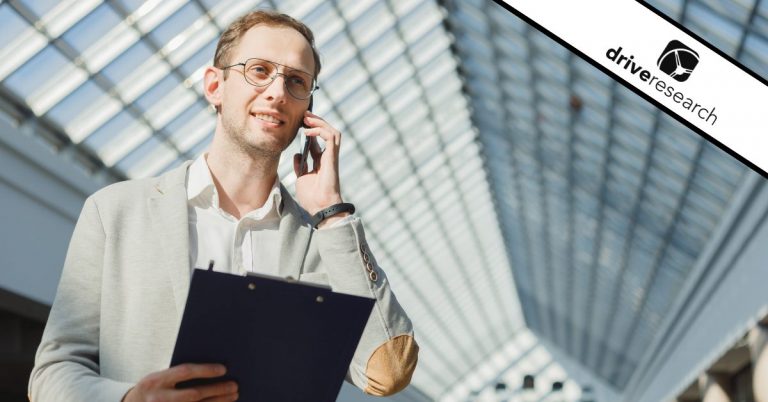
[364,334,419,396]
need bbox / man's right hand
[122,363,238,402]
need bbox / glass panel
[42,0,102,38]
[148,2,202,47]
[61,4,122,56]
[0,5,48,81]
[4,46,69,102]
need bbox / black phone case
[299,97,314,174]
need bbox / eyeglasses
[222,57,319,100]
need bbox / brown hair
[214,10,321,78]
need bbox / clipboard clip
[245,271,332,290]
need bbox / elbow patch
[363,334,419,396]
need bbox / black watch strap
[310,203,355,228]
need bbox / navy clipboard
[170,268,375,402]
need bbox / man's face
[218,25,315,158]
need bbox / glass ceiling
[444,0,761,393]
[0,0,765,399]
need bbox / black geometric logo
[657,40,699,82]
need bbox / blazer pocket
[298,272,328,286]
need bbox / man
[29,10,418,402]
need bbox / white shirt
[186,154,283,276]
[186,154,355,276]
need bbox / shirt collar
[186,153,283,218]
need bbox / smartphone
[299,97,314,175]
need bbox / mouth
[251,112,285,126]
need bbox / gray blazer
[29,161,418,401]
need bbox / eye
[288,75,307,88]
[247,63,271,77]
[250,65,267,73]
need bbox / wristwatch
[310,203,355,228]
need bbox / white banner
[500,0,768,176]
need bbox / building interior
[0,0,766,401]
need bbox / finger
[303,111,326,126]
[175,381,238,401]
[304,127,340,147]
[304,130,339,165]
[309,137,323,171]
[303,113,341,148]
[310,133,341,171]
[164,363,226,386]
[300,135,321,172]
[201,393,239,402]
[308,135,321,159]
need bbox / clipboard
[170,268,375,401]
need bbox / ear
[203,66,223,111]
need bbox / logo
[605,44,717,126]
[656,40,699,82]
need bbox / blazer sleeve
[314,218,419,396]
[28,196,134,402]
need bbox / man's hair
[214,10,322,78]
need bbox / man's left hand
[293,111,350,228]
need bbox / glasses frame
[222,57,319,100]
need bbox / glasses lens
[284,70,313,99]
[243,59,275,86]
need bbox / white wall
[0,117,100,306]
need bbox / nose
[261,74,289,102]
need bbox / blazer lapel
[277,185,312,279]
[148,161,193,318]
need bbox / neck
[205,138,280,220]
